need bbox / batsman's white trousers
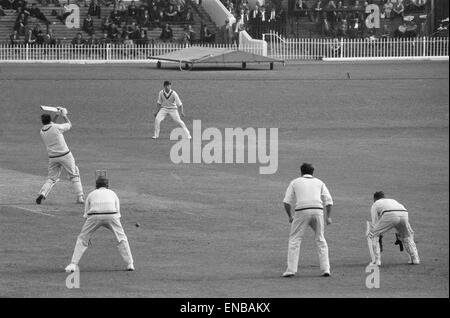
[70,215,134,266]
[369,212,419,263]
[154,108,191,138]
[39,152,83,198]
[286,209,330,274]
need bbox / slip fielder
[65,176,134,272]
[36,108,84,204]
[282,163,333,277]
[366,191,420,266]
[152,80,191,140]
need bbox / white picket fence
[0,43,265,63]
[0,36,448,62]
[263,32,449,61]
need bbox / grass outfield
[0,61,448,297]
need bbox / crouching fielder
[36,109,84,204]
[152,80,191,139]
[65,177,134,272]
[366,191,420,266]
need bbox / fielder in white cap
[366,191,420,266]
[36,108,84,204]
[65,176,135,272]
[282,163,333,277]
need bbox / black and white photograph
[0,0,448,303]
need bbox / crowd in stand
[3,0,218,45]
[220,0,286,43]
[291,0,429,38]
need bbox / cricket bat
[40,105,60,113]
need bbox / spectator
[175,0,185,20]
[127,0,138,22]
[25,29,37,45]
[135,29,149,45]
[238,8,249,26]
[201,24,215,43]
[313,0,323,22]
[268,6,276,24]
[250,3,259,24]
[4,0,17,10]
[233,15,244,45]
[83,14,94,35]
[108,22,120,38]
[184,6,194,23]
[128,22,140,40]
[110,8,121,24]
[14,12,27,35]
[43,28,58,45]
[88,33,99,45]
[88,0,101,19]
[383,0,394,19]
[337,16,348,37]
[159,23,173,42]
[33,23,45,44]
[164,4,177,22]
[102,15,112,32]
[326,0,337,26]
[0,4,5,17]
[123,34,133,46]
[150,4,162,26]
[30,3,50,26]
[221,18,233,44]
[116,0,127,17]
[187,24,195,44]
[295,0,310,19]
[393,0,404,17]
[99,32,111,45]
[138,9,151,28]
[10,29,20,45]
[71,32,86,46]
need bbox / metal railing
[0,35,448,62]
[263,32,449,61]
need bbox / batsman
[366,191,420,266]
[36,107,84,204]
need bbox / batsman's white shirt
[157,89,182,109]
[84,188,121,218]
[283,175,333,211]
[370,198,407,224]
[40,122,71,157]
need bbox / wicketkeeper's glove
[394,233,404,251]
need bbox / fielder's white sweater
[84,188,121,218]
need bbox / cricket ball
[135,223,140,227]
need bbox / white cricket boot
[282,271,295,278]
[126,263,135,271]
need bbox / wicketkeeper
[366,191,420,266]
